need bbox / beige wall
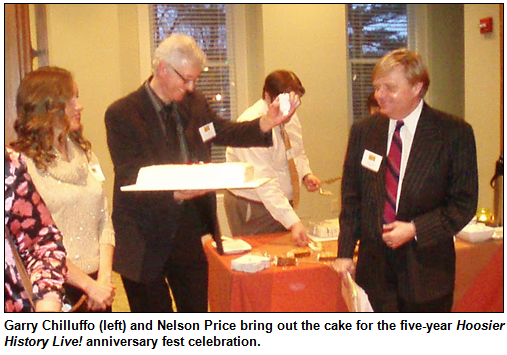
[244,4,266,108]
[43,4,501,221]
[464,4,502,212]
[46,4,141,202]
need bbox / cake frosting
[134,162,254,189]
[312,218,340,239]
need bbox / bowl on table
[456,223,495,243]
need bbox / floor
[111,272,130,312]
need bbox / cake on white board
[121,162,270,191]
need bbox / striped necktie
[280,124,300,209]
[383,120,404,224]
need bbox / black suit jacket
[338,103,478,304]
[105,83,272,282]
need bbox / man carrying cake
[224,70,322,247]
[104,34,301,312]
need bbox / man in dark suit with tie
[333,48,478,312]
[105,34,300,312]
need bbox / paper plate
[212,237,252,255]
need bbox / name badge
[89,163,106,181]
[199,122,216,142]
[361,149,382,173]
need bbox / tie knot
[395,120,404,132]
[163,105,172,115]
[163,102,176,113]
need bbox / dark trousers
[224,190,287,236]
[122,259,208,313]
[367,247,454,312]
[122,226,209,313]
[369,291,453,312]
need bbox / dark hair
[262,70,305,101]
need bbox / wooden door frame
[5,4,31,144]
[4,4,49,144]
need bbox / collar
[144,77,165,114]
[389,99,423,136]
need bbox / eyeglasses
[167,63,198,86]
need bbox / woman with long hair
[11,66,115,312]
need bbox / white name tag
[361,149,382,173]
[89,163,106,181]
[199,122,217,142]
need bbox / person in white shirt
[224,70,321,246]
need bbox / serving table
[204,233,503,312]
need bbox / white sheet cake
[135,162,254,189]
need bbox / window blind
[149,4,236,162]
[347,4,414,121]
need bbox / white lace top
[24,138,115,274]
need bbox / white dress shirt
[226,99,313,229]
[386,99,423,211]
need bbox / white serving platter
[121,177,270,191]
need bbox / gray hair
[152,34,206,74]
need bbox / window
[150,4,236,162]
[347,4,414,121]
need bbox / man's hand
[382,221,417,249]
[289,221,310,247]
[332,258,355,279]
[303,173,322,192]
[259,92,301,132]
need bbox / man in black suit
[333,49,478,312]
[105,34,300,312]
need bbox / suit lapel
[365,116,390,214]
[399,104,443,213]
[137,86,175,163]
[178,94,208,162]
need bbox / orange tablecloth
[204,233,503,312]
[453,238,504,312]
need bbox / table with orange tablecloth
[453,237,503,312]
[204,233,503,312]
